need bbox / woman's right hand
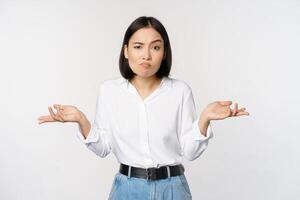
[38,104,83,124]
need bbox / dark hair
[119,16,172,81]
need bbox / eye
[153,46,161,50]
[133,45,142,49]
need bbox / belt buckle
[146,168,156,180]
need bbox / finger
[38,115,52,120]
[219,101,232,106]
[54,104,64,111]
[37,115,55,124]
[235,111,250,116]
[238,107,246,112]
[50,106,66,123]
[52,106,64,122]
[48,106,59,121]
[53,105,61,112]
[232,103,238,116]
[53,104,60,109]
[56,109,65,122]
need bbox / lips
[140,62,151,67]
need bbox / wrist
[200,110,210,124]
[199,116,210,129]
[199,111,210,137]
[77,111,86,125]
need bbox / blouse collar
[118,76,172,89]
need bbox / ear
[124,44,128,59]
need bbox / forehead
[129,27,163,43]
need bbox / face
[124,27,165,79]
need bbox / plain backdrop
[1,0,299,199]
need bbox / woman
[38,16,249,200]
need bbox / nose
[142,48,151,60]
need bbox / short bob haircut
[119,16,172,81]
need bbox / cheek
[156,49,165,59]
[154,53,164,64]
[127,54,140,70]
[128,51,141,62]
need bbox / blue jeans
[108,172,192,200]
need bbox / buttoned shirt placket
[139,99,154,167]
[126,84,153,167]
[127,79,166,168]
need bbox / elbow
[183,150,205,161]
[87,143,111,158]
[184,154,198,161]
[96,151,110,158]
[183,151,203,161]
[182,142,208,161]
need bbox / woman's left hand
[202,101,250,121]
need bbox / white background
[1,0,299,199]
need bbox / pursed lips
[140,62,151,67]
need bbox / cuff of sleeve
[192,116,214,141]
[76,125,99,144]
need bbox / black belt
[119,163,185,180]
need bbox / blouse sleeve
[76,85,112,158]
[179,87,214,161]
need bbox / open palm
[204,101,249,121]
[38,104,81,124]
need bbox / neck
[130,75,162,91]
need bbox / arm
[198,113,210,137]
[179,88,213,161]
[76,86,112,158]
[77,111,91,139]
[37,86,112,158]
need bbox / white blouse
[77,76,213,168]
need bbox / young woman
[38,16,249,200]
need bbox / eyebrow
[132,39,163,45]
